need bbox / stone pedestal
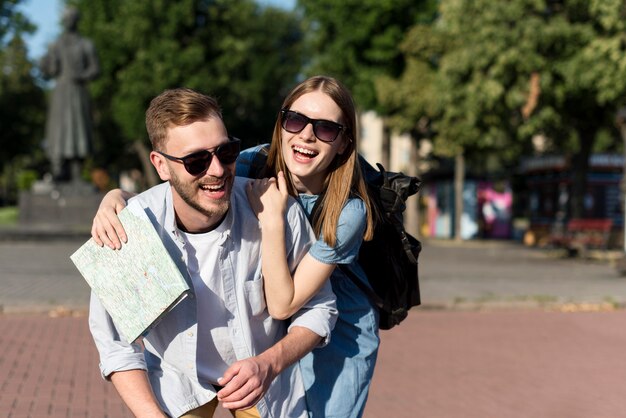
[18,180,104,230]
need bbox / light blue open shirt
[89,178,338,417]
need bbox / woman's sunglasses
[157,137,241,176]
[280,109,345,143]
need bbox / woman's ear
[337,135,352,156]
[150,151,171,181]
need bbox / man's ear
[150,151,171,181]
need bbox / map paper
[70,206,190,343]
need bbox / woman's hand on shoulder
[246,171,289,228]
[91,189,132,249]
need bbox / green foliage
[381,0,626,216]
[381,0,626,167]
[0,206,18,225]
[16,169,37,190]
[298,0,438,110]
[73,0,305,178]
[0,2,46,202]
[0,153,46,205]
[0,35,46,171]
[375,24,441,133]
[0,0,35,46]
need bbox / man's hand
[216,327,322,411]
[216,355,277,410]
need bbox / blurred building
[359,111,422,237]
[358,112,623,246]
[517,153,623,247]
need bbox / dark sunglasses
[280,109,345,143]
[157,137,241,176]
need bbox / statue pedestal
[18,180,104,231]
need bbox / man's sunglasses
[157,137,241,176]
[280,109,345,143]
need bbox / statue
[40,7,100,182]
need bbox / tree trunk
[454,150,465,241]
[569,131,594,219]
[381,125,391,169]
[621,125,626,252]
[132,140,159,188]
[405,138,420,238]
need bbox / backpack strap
[249,143,270,178]
[375,163,421,264]
[398,229,419,264]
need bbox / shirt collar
[164,182,233,245]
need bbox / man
[89,88,337,417]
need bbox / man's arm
[110,370,167,418]
[216,326,321,410]
[89,293,159,414]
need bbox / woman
[92,76,380,418]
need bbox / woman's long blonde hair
[264,75,375,247]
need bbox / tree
[298,0,438,111]
[0,0,43,170]
[375,23,442,139]
[74,0,305,186]
[0,34,46,170]
[0,0,46,203]
[380,0,626,231]
[0,0,33,42]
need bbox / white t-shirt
[182,230,237,384]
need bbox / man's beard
[169,169,231,221]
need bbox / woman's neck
[291,174,324,195]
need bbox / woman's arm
[247,173,335,320]
[91,189,136,249]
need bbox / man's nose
[205,154,225,177]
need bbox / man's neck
[175,212,227,234]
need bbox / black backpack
[239,145,422,330]
[339,157,422,330]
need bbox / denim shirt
[89,178,338,418]
[237,145,379,416]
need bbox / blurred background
[3,0,626,252]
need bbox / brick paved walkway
[4,239,626,417]
[367,309,626,418]
[4,309,626,417]
[1,314,130,418]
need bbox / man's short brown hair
[145,88,222,151]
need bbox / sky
[18,0,63,61]
[19,0,296,61]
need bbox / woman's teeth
[293,146,318,157]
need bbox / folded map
[71,206,190,343]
